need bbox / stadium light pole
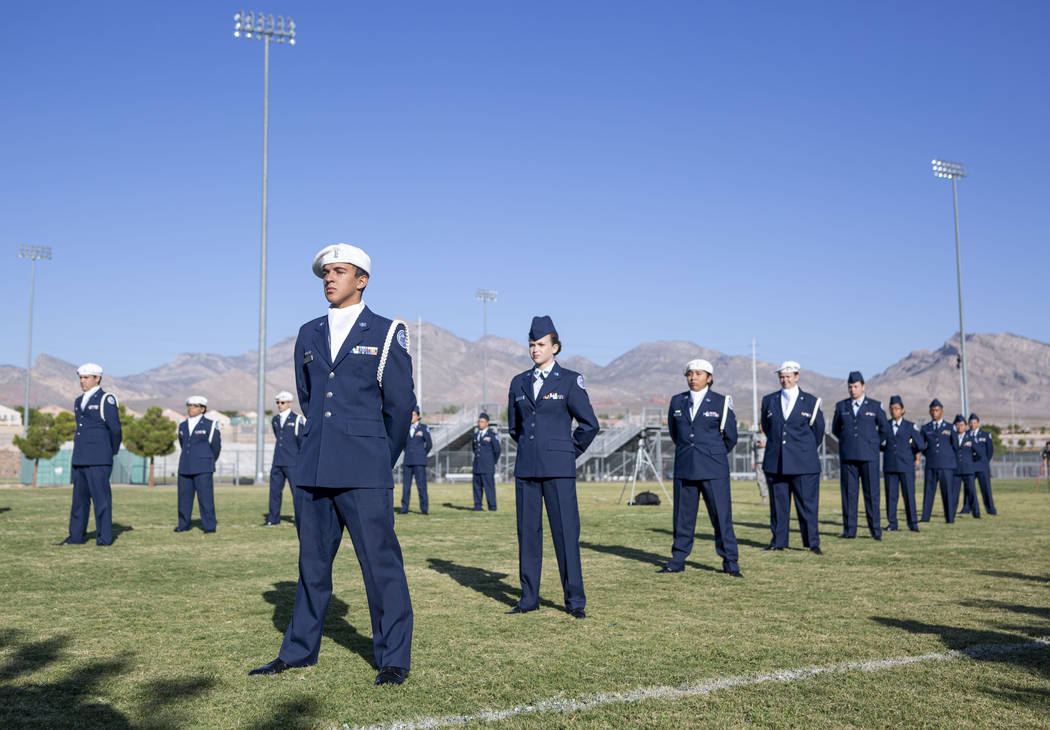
[931,158,970,418]
[234,11,295,481]
[18,246,51,436]
[475,289,498,406]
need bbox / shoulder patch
[106,395,115,404]
[576,375,586,390]
[397,327,409,351]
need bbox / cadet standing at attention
[952,414,981,519]
[760,361,825,554]
[472,412,501,511]
[831,371,889,541]
[659,358,741,577]
[920,399,958,523]
[400,406,431,514]
[506,316,599,618]
[175,396,221,533]
[250,243,415,686]
[60,363,122,546]
[265,391,304,527]
[964,413,997,515]
[880,395,925,532]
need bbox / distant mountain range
[1,328,1046,425]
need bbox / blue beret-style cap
[953,413,966,424]
[969,412,979,421]
[529,315,556,341]
[889,395,903,406]
[848,370,864,384]
[929,398,943,408]
[412,405,420,415]
[478,412,490,421]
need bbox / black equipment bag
[631,490,660,506]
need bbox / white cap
[312,243,372,278]
[775,360,801,374]
[684,358,714,376]
[76,362,103,377]
[186,395,208,406]
[274,391,294,402]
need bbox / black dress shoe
[656,565,683,573]
[505,605,536,614]
[204,529,216,534]
[909,526,920,532]
[725,569,743,578]
[398,509,408,514]
[173,527,189,532]
[810,547,823,555]
[375,666,408,685]
[249,658,294,676]
[421,511,428,515]
[472,507,483,511]
[763,545,783,551]
[838,533,855,539]
[873,534,882,541]
[57,537,84,545]
[886,526,899,531]
[569,608,586,619]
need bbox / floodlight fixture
[931,159,967,179]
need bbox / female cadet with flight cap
[175,395,221,533]
[506,315,599,618]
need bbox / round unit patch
[397,328,409,351]
[576,375,586,390]
[107,395,116,404]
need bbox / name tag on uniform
[673,409,682,416]
[516,395,527,402]
[303,351,314,364]
[543,393,565,400]
[351,346,379,356]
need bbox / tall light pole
[18,246,51,436]
[234,11,295,480]
[475,289,498,405]
[931,159,970,418]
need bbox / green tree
[123,407,177,487]
[13,411,74,487]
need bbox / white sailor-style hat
[274,391,294,402]
[186,395,208,406]
[312,243,372,278]
[774,361,801,374]
[76,362,104,377]
[684,358,714,376]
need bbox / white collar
[328,300,365,324]
[80,385,101,405]
[690,386,709,403]
[893,418,903,427]
[781,386,799,398]
[534,361,555,377]
[279,409,291,426]
[187,414,203,431]
[852,397,865,407]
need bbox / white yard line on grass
[346,638,1050,730]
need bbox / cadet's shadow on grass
[258,514,297,525]
[244,696,321,730]
[975,570,1050,585]
[427,558,559,609]
[88,522,134,543]
[441,502,481,512]
[262,581,375,668]
[648,527,768,550]
[0,507,11,515]
[0,629,217,729]
[960,599,1050,622]
[579,541,720,573]
[732,520,840,540]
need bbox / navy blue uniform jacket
[178,417,221,474]
[472,427,501,474]
[920,421,957,470]
[667,390,738,480]
[881,419,925,472]
[761,389,825,475]
[403,423,432,466]
[971,429,994,471]
[271,411,304,467]
[832,397,890,462]
[508,363,599,479]
[294,307,415,489]
[72,389,122,467]
[954,432,981,475]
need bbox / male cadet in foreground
[266,391,304,527]
[760,361,825,554]
[880,395,924,532]
[659,358,741,577]
[400,406,431,514]
[952,414,982,519]
[175,396,221,533]
[250,243,415,686]
[920,399,958,523]
[507,316,599,618]
[472,411,500,511]
[60,363,122,546]
[963,413,997,515]
[831,371,889,541]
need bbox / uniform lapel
[312,319,333,368]
[332,306,373,368]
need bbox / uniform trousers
[401,465,428,513]
[921,467,957,523]
[69,465,113,545]
[766,472,820,549]
[975,471,997,515]
[668,477,739,572]
[268,465,300,526]
[472,472,497,510]
[515,477,585,612]
[279,487,412,669]
[177,472,217,531]
[953,474,980,518]
[840,460,881,538]
[883,471,918,530]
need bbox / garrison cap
[848,370,864,384]
[76,362,103,377]
[312,243,372,278]
[478,412,490,421]
[186,395,208,406]
[929,398,943,408]
[775,360,801,374]
[274,391,294,402]
[412,405,420,415]
[529,315,557,341]
[685,359,714,376]
[953,413,966,424]
[889,395,903,406]
[969,412,979,422]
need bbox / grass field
[2,479,1048,729]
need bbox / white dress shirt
[689,387,709,420]
[533,363,555,399]
[852,397,864,416]
[328,301,366,360]
[781,386,799,418]
[79,385,101,411]
[892,418,902,436]
[187,414,203,436]
[279,409,291,428]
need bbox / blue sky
[2,1,1047,378]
